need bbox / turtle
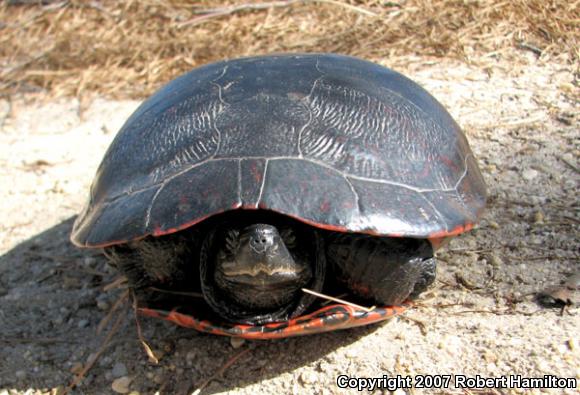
[71,54,486,339]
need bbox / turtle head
[199,213,325,325]
[213,224,312,310]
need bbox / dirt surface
[0,53,578,394]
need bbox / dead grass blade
[302,287,376,312]
[0,0,577,98]
[97,289,129,335]
[131,291,160,364]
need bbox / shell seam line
[451,153,473,217]
[344,176,362,217]
[237,159,242,205]
[144,185,165,229]
[102,153,472,210]
[256,159,269,207]
[453,154,471,191]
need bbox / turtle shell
[71,53,486,248]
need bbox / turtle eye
[225,229,240,254]
[280,228,296,249]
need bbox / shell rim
[138,301,411,339]
[70,206,479,249]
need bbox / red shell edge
[138,302,409,339]
[73,205,476,249]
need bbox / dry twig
[64,300,127,394]
[191,347,252,395]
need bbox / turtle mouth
[221,265,304,278]
[222,272,303,288]
[216,270,309,310]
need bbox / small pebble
[152,372,164,384]
[255,358,268,368]
[62,276,81,289]
[535,359,550,372]
[344,348,359,359]
[522,169,538,180]
[230,337,245,349]
[5,288,22,301]
[83,256,97,266]
[99,356,113,367]
[160,340,175,354]
[77,319,90,328]
[556,344,568,354]
[533,210,544,223]
[300,370,317,384]
[318,361,333,373]
[438,335,464,355]
[483,350,498,363]
[111,376,132,394]
[185,350,197,363]
[112,362,128,378]
[489,253,502,267]
[97,300,110,310]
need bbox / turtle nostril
[251,236,272,249]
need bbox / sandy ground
[0,53,578,394]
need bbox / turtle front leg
[326,235,436,305]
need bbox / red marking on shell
[320,201,330,213]
[250,162,262,183]
[440,155,459,172]
[341,201,355,209]
[419,163,430,178]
